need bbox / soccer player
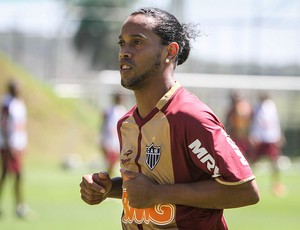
[80,7,260,229]
[0,79,28,218]
[99,93,127,175]
[249,92,286,197]
[225,90,253,160]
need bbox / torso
[118,82,254,230]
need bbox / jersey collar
[156,81,181,110]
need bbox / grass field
[0,155,300,230]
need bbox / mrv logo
[188,129,249,177]
[188,139,220,177]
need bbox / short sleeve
[186,110,255,185]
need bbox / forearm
[108,177,123,199]
[157,179,259,209]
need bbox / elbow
[248,179,260,205]
[250,190,260,205]
[235,179,260,207]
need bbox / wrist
[108,177,123,199]
[153,183,169,204]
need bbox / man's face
[118,14,164,90]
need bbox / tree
[69,0,135,70]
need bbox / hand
[121,169,159,208]
[80,171,112,205]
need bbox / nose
[119,46,131,59]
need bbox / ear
[167,42,179,60]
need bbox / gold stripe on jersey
[215,175,256,186]
[156,81,180,110]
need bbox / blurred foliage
[67,0,136,70]
[0,53,99,163]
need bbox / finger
[98,171,110,180]
[81,175,106,193]
[92,172,111,193]
[79,183,104,197]
[92,171,110,184]
[81,193,104,205]
[80,187,104,200]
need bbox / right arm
[79,172,122,205]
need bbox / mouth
[120,64,131,70]
[119,63,133,75]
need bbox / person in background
[99,93,127,175]
[0,79,29,218]
[225,90,253,160]
[80,7,259,229]
[249,92,287,197]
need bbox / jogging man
[0,79,28,218]
[99,93,127,175]
[80,7,259,230]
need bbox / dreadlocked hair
[131,7,200,66]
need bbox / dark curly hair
[131,7,200,66]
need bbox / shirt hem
[215,175,256,186]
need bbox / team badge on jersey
[146,143,161,170]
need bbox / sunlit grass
[1,156,300,230]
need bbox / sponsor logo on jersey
[188,139,220,177]
[145,143,161,170]
[122,188,175,225]
[121,149,133,166]
[188,128,249,176]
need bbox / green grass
[225,166,300,230]
[0,154,123,230]
[1,157,300,230]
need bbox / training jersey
[118,82,255,230]
[250,99,281,143]
[101,104,127,153]
[0,95,27,151]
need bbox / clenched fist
[80,171,112,205]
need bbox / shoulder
[1,95,12,106]
[10,98,26,109]
[118,106,134,123]
[166,87,221,127]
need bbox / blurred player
[249,92,287,197]
[99,93,126,175]
[225,90,253,159]
[80,7,259,229]
[0,79,29,218]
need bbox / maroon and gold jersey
[118,82,255,230]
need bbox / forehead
[120,14,157,38]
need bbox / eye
[118,40,125,47]
[133,40,142,45]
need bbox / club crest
[146,143,161,170]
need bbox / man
[80,7,259,230]
[249,92,286,197]
[100,93,127,175]
[225,90,253,159]
[0,79,28,218]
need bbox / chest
[119,112,175,184]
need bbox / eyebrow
[118,33,147,40]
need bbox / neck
[134,71,175,119]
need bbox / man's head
[113,92,124,105]
[118,7,199,90]
[130,7,198,66]
[7,79,20,98]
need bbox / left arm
[157,178,259,209]
[122,170,259,209]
